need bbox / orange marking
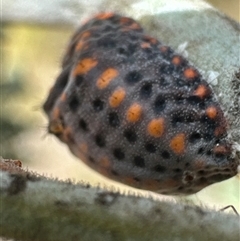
[109,87,126,108]
[170,133,186,154]
[80,154,88,164]
[97,166,109,177]
[63,126,74,142]
[172,56,182,66]
[128,22,141,30]
[122,177,140,187]
[126,103,142,123]
[144,36,157,44]
[75,41,85,51]
[214,125,227,137]
[213,145,230,155]
[79,143,88,154]
[141,42,151,48]
[160,46,168,53]
[99,157,111,168]
[60,92,67,102]
[160,179,179,189]
[52,107,60,119]
[120,17,132,25]
[73,58,98,76]
[122,23,141,31]
[147,118,165,138]
[81,31,91,39]
[206,106,218,119]
[141,179,160,191]
[95,12,114,20]
[183,68,198,79]
[75,31,91,51]
[193,85,211,99]
[73,147,88,164]
[150,178,179,191]
[96,68,119,89]
[193,159,206,169]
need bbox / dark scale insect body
[43,13,238,195]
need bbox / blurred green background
[2,0,240,211]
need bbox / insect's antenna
[31,96,46,112]
[38,124,50,140]
[220,205,239,216]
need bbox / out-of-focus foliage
[1,25,28,159]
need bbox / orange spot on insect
[140,42,151,48]
[170,133,186,154]
[160,46,168,53]
[147,118,165,138]
[126,103,142,123]
[96,68,119,89]
[122,177,140,187]
[213,145,231,156]
[141,179,160,191]
[143,36,157,44]
[60,92,67,102]
[120,17,132,25]
[97,166,109,177]
[73,147,88,164]
[80,155,89,164]
[75,31,91,51]
[73,58,98,76]
[99,157,111,168]
[63,126,74,143]
[206,106,218,119]
[52,107,60,119]
[75,41,85,51]
[81,31,91,39]
[122,23,141,31]
[128,22,141,30]
[172,56,182,66]
[109,87,126,108]
[160,179,179,189]
[193,159,206,169]
[183,68,198,79]
[214,125,227,137]
[95,12,114,20]
[79,142,88,154]
[193,85,211,99]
